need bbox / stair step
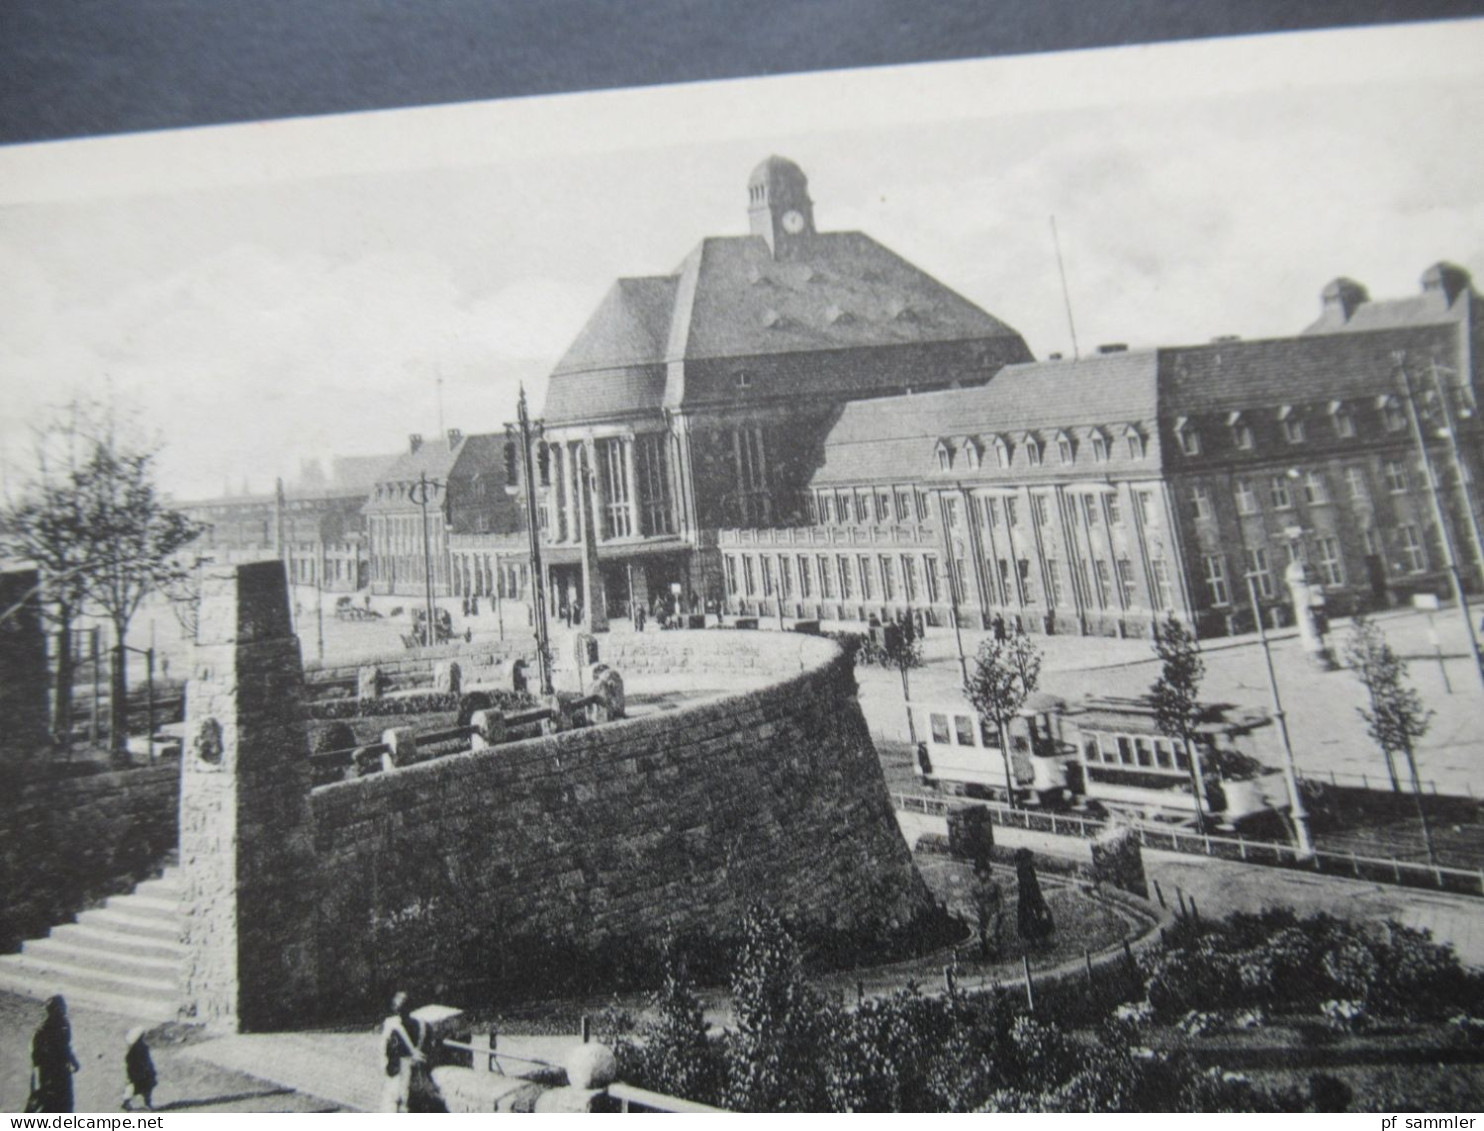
[0,966,176,1022]
[0,952,178,998]
[105,891,180,917]
[24,936,181,977]
[77,907,181,942]
[134,875,184,898]
[50,922,184,962]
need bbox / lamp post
[408,471,444,647]
[506,385,554,697]
[1395,351,1484,690]
[1245,572,1313,858]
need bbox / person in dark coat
[30,995,80,1113]
[122,1027,157,1111]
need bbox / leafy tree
[724,904,835,1112]
[1343,616,1436,863]
[625,949,725,1106]
[963,630,1043,808]
[1148,616,1210,833]
[72,439,200,758]
[1,434,95,750]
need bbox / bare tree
[963,630,1042,808]
[1344,615,1437,865]
[1149,615,1210,834]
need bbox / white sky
[1,20,1482,500]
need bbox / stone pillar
[624,436,642,538]
[179,560,318,1032]
[564,441,581,544]
[587,439,609,544]
[469,709,506,749]
[433,660,461,695]
[579,452,609,633]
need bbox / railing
[1295,765,1468,799]
[718,524,936,548]
[607,1083,728,1114]
[889,790,1484,898]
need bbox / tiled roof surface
[1161,324,1461,414]
[543,278,676,425]
[808,351,1161,487]
[363,433,504,513]
[542,229,1028,423]
[331,453,400,491]
[675,232,1022,361]
[1301,290,1472,335]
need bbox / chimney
[408,433,423,454]
[1097,343,1128,354]
[1420,261,1471,305]
[1320,277,1368,322]
[446,428,463,449]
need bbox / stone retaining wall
[0,760,178,952]
[308,631,931,1017]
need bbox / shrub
[312,722,357,755]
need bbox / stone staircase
[0,869,183,1022]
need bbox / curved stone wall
[308,630,931,1016]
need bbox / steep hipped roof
[1161,323,1461,414]
[542,219,1029,425]
[809,351,1161,487]
[363,433,504,514]
[542,276,677,423]
[670,232,1021,362]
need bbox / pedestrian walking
[381,991,426,1113]
[28,995,79,1113]
[121,1027,157,1111]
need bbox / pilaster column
[624,436,642,538]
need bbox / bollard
[1022,955,1035,1013]
[857,980,865,1006]
[1189,897,1200,926]
[1175,889,1189,922]
[581,1015,591,1044]
[944,965,955,995]
[1152,879,1166,909]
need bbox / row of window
[808,485,932,526]
[936,425,1146,473]
[725,550,943,605]
[1191,460,1427,522]
[1199,526,1429,606]
[1082,730,1192,774]
[724,547,1180,613]
[1174,398,1405,458]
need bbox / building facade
[364,430,521,598]
[530,156,1033,619]
[719,263,1484,638]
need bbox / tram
[909,692,1291,830]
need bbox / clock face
[781,209,805,234]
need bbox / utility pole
[1396,352,1484,690]
[409,470,443,648]
[1245,574,1313,857]
[1426,356,1484,589]
[508,386,554,696]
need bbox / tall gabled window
[1088,429,1109,463]
[1125,426,1146,460]
[1330,400,1356,439]
[1056,431,1075,464]
[992,436,1011,470]
[1229,412,1254,451]
[964,437,983,470]
[1279,406,1306,444]
[1024,435,1042,467]
[1176,419,1202,456]
[936,440,953,472]
[1379,395,1407,433]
